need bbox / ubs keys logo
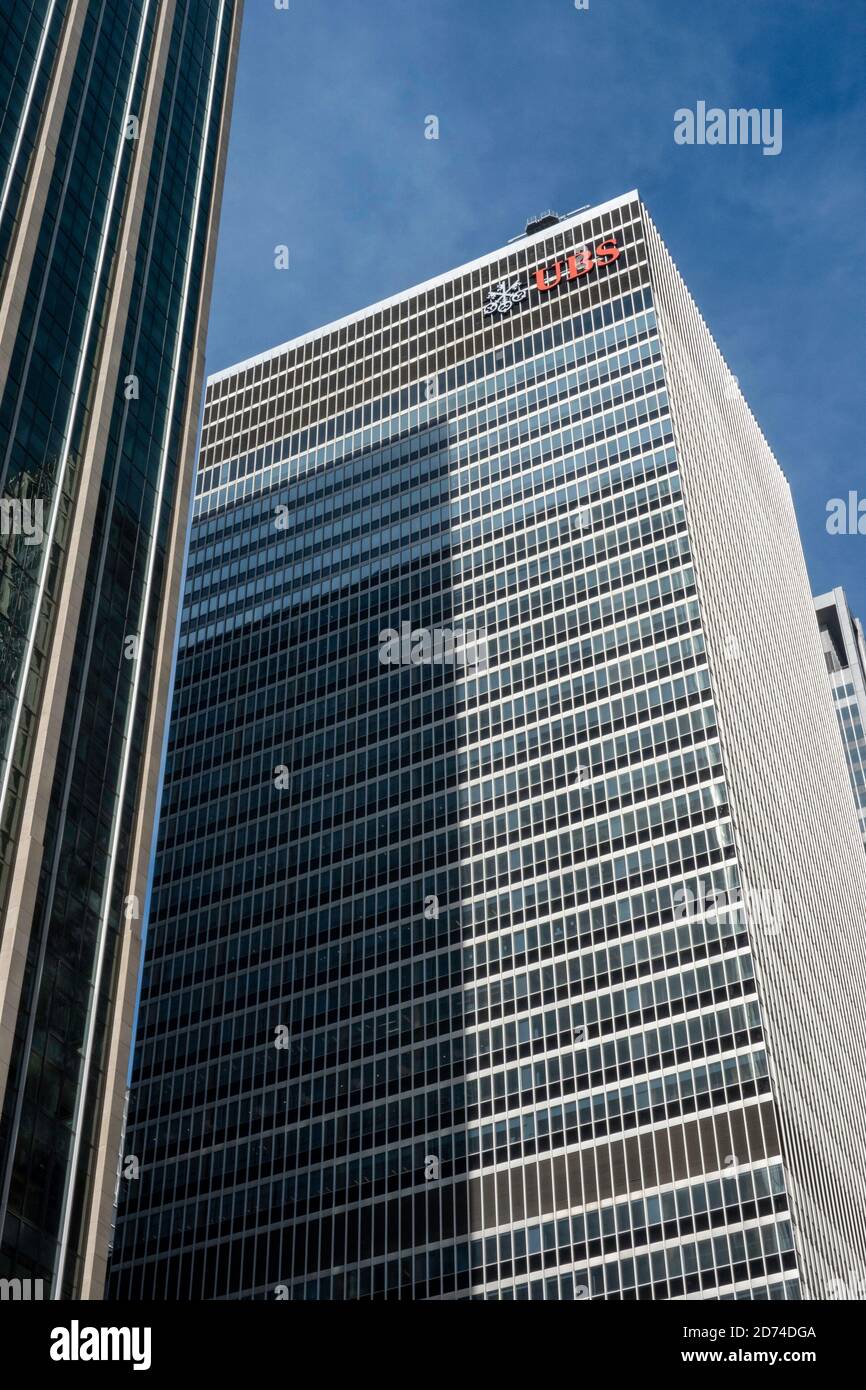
[535,237,620,290]
[484,279,527,316]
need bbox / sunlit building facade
[109,192,866,1300]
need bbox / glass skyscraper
[815,588,866,851]
[109,192,866,1301]
[0,0,243,1298]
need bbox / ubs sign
[484,236,621,317]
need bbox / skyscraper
[0,0,243,1298]
[815,588,866,852]
[109,191,866,1301]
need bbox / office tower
[109,191,866,1301]
[0,0,243,1298]
[815,588,866,851]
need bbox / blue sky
[205,0,866,619]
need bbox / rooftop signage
[484,235,621,317]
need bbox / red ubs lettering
[535,237,621,291]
